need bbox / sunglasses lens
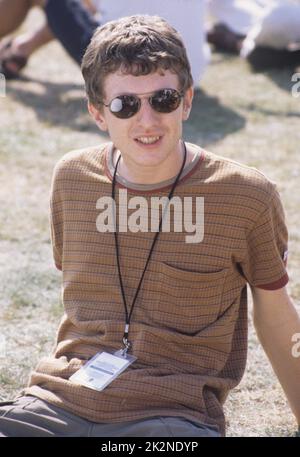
[151,89,182,113]
[110,95,139,119]
[107,89,182,118]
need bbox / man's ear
[88,102,108,131]
[182,86,194,121]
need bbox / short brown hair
[81,15,193,108]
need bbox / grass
[0,9,300,436]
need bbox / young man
[0,15,300,438]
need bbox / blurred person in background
[2,0,299,82]
[0,0,209,87]
[0,0,97,79]
[207,0,300,69]
[0,0,53,79]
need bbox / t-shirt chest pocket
[154,262,227,333]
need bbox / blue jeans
[45,0,99,64]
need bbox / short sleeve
[49,163,64,271]
[241,185,289,290]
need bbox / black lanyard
[112,142,187,353]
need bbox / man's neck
[113,144,194,185]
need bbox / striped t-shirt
[25,142,288,435]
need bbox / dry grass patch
[0,8,299,436]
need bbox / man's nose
[135,98,159,126]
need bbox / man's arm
[251,286,300,426]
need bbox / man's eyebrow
[108,87,179,99]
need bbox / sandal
[0,37,28,79]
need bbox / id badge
[69,350,136,391]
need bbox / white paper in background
[98,0,209,86]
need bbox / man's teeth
[137,136,160,144]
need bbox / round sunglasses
[100,88,184,119]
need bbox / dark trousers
[45,0,99,64]
[247,46,300,70]
[0,396,221,437]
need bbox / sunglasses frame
[99,88,184,119]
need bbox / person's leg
[246,46,300,70]
[0,396,90,437]
[0,20,53,79]
[0,0,51,78]
[12,22,54,58]
[0,398,221,437]
[0,0,45,38]
[90,417,221,437]
[0,0,31,38]
[45,0,99,65]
